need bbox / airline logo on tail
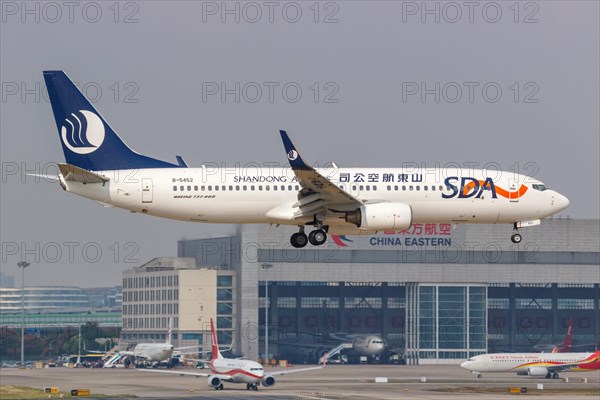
[61,110,105,154]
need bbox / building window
[301,297,339,308]
[387,298,405,309]
[488,298,509,309]
[579,317,591,329]
[537,317,548,328]
[217,302,233,315]
[277,297,296,308]
[345,297,382,308]
[392,316,404,328]
[348,316,361,328]
[516,298,552,309]
[306,316,318,327]
[558,298,594,309]
[217,288,233,301]
[217,276,233,287]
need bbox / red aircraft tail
[210,318,223,360]
[552,317,574,353]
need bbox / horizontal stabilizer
[58,163,109,184]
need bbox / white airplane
[280,332,386,363]
[460,350,600,379]
[142,319,324,391]
[110,320,195,367]
[42,71,570,246]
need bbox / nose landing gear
[511,222,522,243]
[511,233,522,243]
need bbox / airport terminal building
[174,218,598,363]
[123,218,599,364]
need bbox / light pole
[260,263,273,365]
[18,261,30,368]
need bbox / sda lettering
[442,176,497,199]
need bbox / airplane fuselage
[133,343,174,362]
[461,352,600,375]
[61,167,569,234]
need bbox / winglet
[175,156,188,168]
[279,130,310,170]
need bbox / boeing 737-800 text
[42,71,570,246]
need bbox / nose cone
[460,361,471,370]
[553,192,570,212]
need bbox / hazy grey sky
[1,1,598,287]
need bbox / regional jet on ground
[142,319,324,391]
[42,71,569,245]
[460,350,600,379]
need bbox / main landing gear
[246,383,259,391]
[290,225,328,248]
[214,383,224,390]
[546,372,560,379]
[511,223,523,244]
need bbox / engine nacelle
[517,366,549,376]
[262,375,276,387]
[345,203,412,231]
[207,376,222,388]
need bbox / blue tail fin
[43,70,181,171]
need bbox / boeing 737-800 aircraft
[42,71,569,246]
[460,350,600,379]
[143,319,324,391]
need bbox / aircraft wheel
[291,232,308,248]
[511,233,522,243]
[308,229,327,246]
[477,374,482,378]
[553,373,559,379]
[219,384,224,390]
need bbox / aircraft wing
[279,130,363,217]
[545,357,597,373]
[265,364,324,376]
[139,369,234,381]
[139,369,211,378]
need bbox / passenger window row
[173,185,301,192]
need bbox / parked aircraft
[42,71,569,246]
[532,317,574,353]
[105,320,195,367]
[142,319,324,391]
[460,350,600,379]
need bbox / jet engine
[207,376,222,388]
[262,375,276,387]
[345,203,412,230]
[517,367,548,376]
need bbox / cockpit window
[532,184,548,191]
